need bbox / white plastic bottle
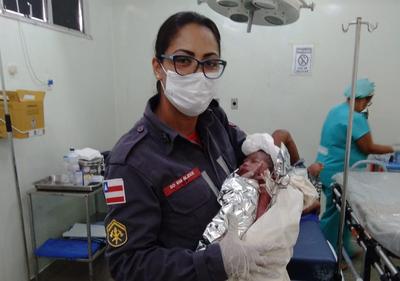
[61,155,71,183]
[67,148,83,185]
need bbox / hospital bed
[332,171,400,281]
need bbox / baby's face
[238,151,273,179]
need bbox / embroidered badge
[103,178,126,205]
[163,168,202,197]
[107,219,128,248]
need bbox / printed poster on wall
[292,45,313,75]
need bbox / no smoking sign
[293,45,313,74]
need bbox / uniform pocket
[161,172,220,247]
[165,176,211,214]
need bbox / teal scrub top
[316,102,370,187]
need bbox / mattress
[334,172,400,257]
[287,214,336,281]
[35,238,104,259]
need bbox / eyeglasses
[158,54,227,79]
[365,97,373,107]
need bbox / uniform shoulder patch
[106,219,128,248]
[103,178,126,205]
[109,123,148,164]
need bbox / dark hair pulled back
[154,11,221,93]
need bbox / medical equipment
[332,172,400,281]
[79,157,104,186]
[197,0,314,32]
[28,186,107,281]
[336,17,378,279]
[391,151,400,166]
[0,90,46,138]
[367,153,400,172]
[34,176,102,192]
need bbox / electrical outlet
[231,98,238,110]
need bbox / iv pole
[336,17,378,279]
[0,50,31,281]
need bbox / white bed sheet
[334,172,400,257]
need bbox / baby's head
[238,151,274,179]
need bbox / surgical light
[198,0,314,32]
[252,0,278,10]
[217,0,240,7]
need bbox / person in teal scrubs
[316,78,395,256]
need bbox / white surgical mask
[361,108,369,119]
[160,68,218,117]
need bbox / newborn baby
[199,152,273,246]
[238,133,320,281]
[237,150,320,220]
[237,151,274,220]
[201,131,321,243]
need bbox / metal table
[28,184,106,281]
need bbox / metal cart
[28,178,106,281]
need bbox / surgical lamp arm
[299,0,315,11]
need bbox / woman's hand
[307,163,324,177]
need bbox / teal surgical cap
[344,78,375,99]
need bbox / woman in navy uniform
[104,11,283,281]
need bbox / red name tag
[163,168,202,197]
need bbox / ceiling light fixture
[198,0,315,32]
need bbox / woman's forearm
[356,133,394,155]
[368,144,394,155]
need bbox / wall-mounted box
[0,90,45,139]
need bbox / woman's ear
[152,57,162,80]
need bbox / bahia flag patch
[103,178,126,205]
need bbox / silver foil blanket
[199,173,259,248]
[198,143,291,250]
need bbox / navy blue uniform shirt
[105,94,246,281]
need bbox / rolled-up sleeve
[352,113,370,141]
[105,164,227,281]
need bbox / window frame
[0,0,92,39]
[2,0,47,22]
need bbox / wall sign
[292,45,313,75]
